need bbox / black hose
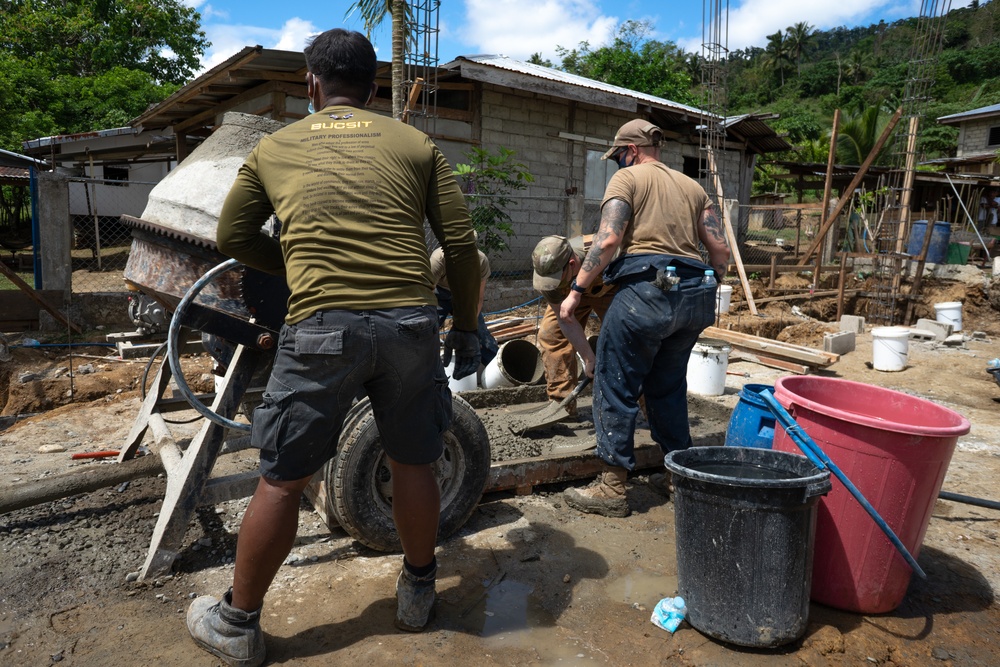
[938,490,1000,511]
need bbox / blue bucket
[724,384,776,449]
[906,221,951,264]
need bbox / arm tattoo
[581,200,632,273]
[702,207,728,245]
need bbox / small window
[104,165,129,185]
[585,149,616,200]
[989,126,1000,147]
[683,156,704,179]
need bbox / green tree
[346,0,413,119]
[836,103,894,165]
[0,0,208,84]
[845,49,870,84]
[556,21,693,103]
[452,146,535,254]
[786,21,816,75]
[761,30,791,86]
[527,53,554,67]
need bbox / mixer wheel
[325,395,491,552]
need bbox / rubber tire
[327,395,491,552]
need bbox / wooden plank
[704,326,838,366]
[732,352,811,375]
[737,289,859,305]
[797,107,903,265]
[814,109,841,289]
[0,263,82,334]
[707,150,757,315]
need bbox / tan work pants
[537,293,613,401]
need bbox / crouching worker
[430,242,499,369]
[185,28,482,667]
[530,235,614,417]
[560,119,729,518]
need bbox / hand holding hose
[442,329,480,380]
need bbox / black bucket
[665,446,831,647]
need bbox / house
[936,102,1000,176]
[22,46,789,309]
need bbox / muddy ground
[1,268,1000,666]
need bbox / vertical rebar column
[699,0,729,208]
[867,0,951,325]
[403,0,440,135]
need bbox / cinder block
[914,318,953,341]
[839,315,865,334]
[823,331,856,355]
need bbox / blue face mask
[615,148,632,169]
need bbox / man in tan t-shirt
[530,235,614,415]
[560,119,730,518]
[429,244,499,367]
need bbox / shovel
[513,376,592,435]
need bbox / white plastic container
[934,301,962,332]
[444,357,478,392]
[686,340,731,396]
[481,339,543,389]
[716,285,733,315]
[871,326,909,372]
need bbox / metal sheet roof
[722,114,793,154]
[445,55,709,121]
[937,103,1000,125]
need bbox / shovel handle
[568,375,592,399]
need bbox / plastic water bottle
[665,266,679,291]
[701,269,717,288]
[650,595,687,633]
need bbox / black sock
[404,557,436,578]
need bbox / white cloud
[677,0,899,53]
[460,0,619,61]
[198,18,319,73]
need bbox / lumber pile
[703,326,838,375]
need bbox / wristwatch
[570,279,587,294]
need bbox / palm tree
[346,0,413,119]
[760,30,791,86]
[845,50,869,85]
[836,104,893,165]
[785,22,815,75]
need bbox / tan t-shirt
[429,247,490,290]
[601,162,712,260]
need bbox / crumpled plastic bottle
[987,358,1000,370]
[650,595,687,633]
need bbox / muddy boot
[648,471,673,499]
[563,467,630,517]
[395,562,437,632]
[186,588,265,667]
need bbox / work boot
[395,562,437,632]
[186,588,265,667]
[563,467,630,517]
[648,471,673,499]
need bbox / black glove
[442,329,481,380]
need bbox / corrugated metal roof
[937,103,1000,125]
[445,55,709,119]
[0,166,30,181]
[722,114,793,154]
[22,126,139,151]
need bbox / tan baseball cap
[601,119,663,159]
[532,235,584,292]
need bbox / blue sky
[184,0,935,74]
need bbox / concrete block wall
[956,118,999,156]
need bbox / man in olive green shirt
[186,29,481,667]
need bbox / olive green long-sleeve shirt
[216,105,480,330]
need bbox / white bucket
[444,357,478,392]
[686,339,731,396]
[481,339,543,389]
[934,301,962,332]
[871,326,909,372]
[716,285,733,315]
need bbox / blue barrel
[906,221,951,264]
[725,384,776,449]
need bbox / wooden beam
[814,109,841,289]
[703,326,838,367]
[707,149,758,315]
[0,262,82,334]
[797,107,904,265]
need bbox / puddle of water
[605,568,677,609]
[463,579,601,663]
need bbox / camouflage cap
[601,119,663,159]
[532,235,584,292]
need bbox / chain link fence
[67,177,156,293]
[735,205,827,269]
